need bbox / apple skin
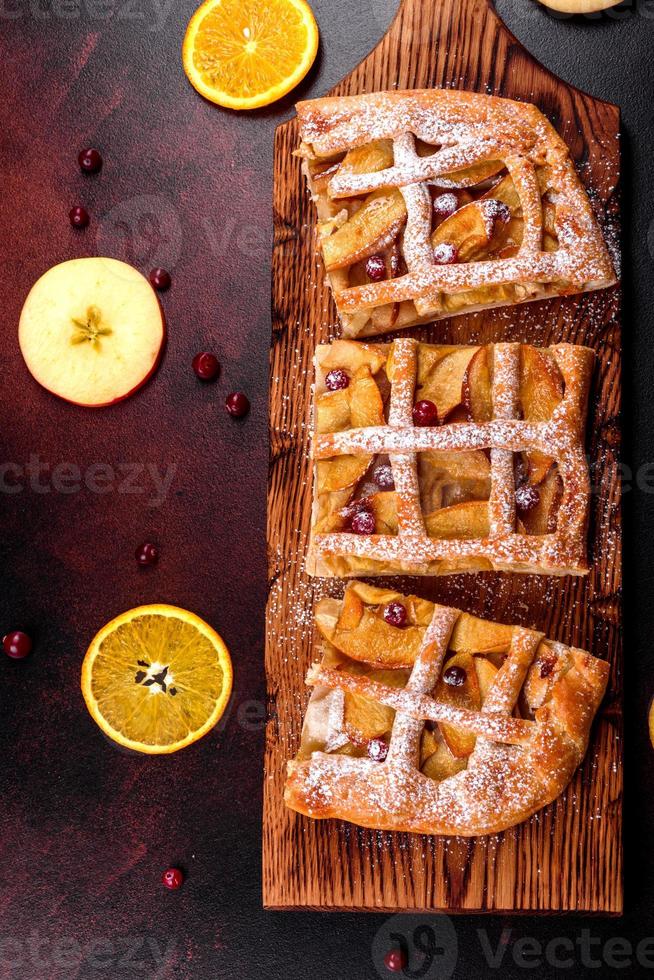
[19,257,166,408]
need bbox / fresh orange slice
[81,604,233,754]
[182,0,319,110]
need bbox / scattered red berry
[78,148,102,173]
[135,542,158,567]
[444,665,467,687]
[69,206,89,229]
[192,352,220,381]
[149,267,171,291]
[412,400,439,427]
[368,738,389,762]
[515,484,540,513]
[384,948,408,973]
[325,369,349,391]
[433,241,458,264]
[432,191,459,221]
[3,631,32,660]
[365,254,387,282]
[350,509,375,535]
[161,868,183,890]
[225,392,250,418]
[383,602,407,628]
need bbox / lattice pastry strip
[285,582,609,836]
[308,338,593,578]
[296,89,617,337]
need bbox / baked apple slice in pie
[307,338,593,577]
[296,89,617,337]
[285,582,609,836]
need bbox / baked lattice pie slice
[308,338,593,577]
[285,582,609,836]
[296,89,617,338]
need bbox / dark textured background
[0,1,650,977]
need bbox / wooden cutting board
[264,0,622,913]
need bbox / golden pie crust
[307,338,593,578]
[285,582,609,836]
[296,89,617,337]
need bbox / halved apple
[19,258,164,408]
[537,0,621,11]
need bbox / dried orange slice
[182,0,319,110]
[81,605,233,754]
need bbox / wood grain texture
[264,0,621,913]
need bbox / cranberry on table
[3,631,32,660]
[432,191,459,221]
[225,392,250,418]
[69,206,89,229]
[383,602,408,628]
[365,254,387,282]
[161,867,184,890]
[149,267,171,291]
[135,542,158,567]
[78,147,102,173]
[192,352,220,381]
[433,241,458,264]
[412,399,439,427]
[324,369,349,392]
[384,948,408,973]
[515,484,540,513]
[350,509,375,535]
[443,664,467,687]
[368,737,388,762]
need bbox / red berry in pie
[225,392,250,418]
[78,148,102,173]
[149,267,171,291]
[325,369,349,391]
[365,254,387,282]
[384,948,408,973]
[444,664,466,687]
[487,199,512,224]
[3,631,32,659]
[69,206,89,229]
[135,542,158,566]
[515,484,540,512]
[433,241,458,264]
[161,867,183,890]
[383,602,407,628]
[192,352,220,381]
[374,463,395,490]
[432,191,459,221]
[350,509,375,535]
[368,737,388,762]
[412,399,438,427]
